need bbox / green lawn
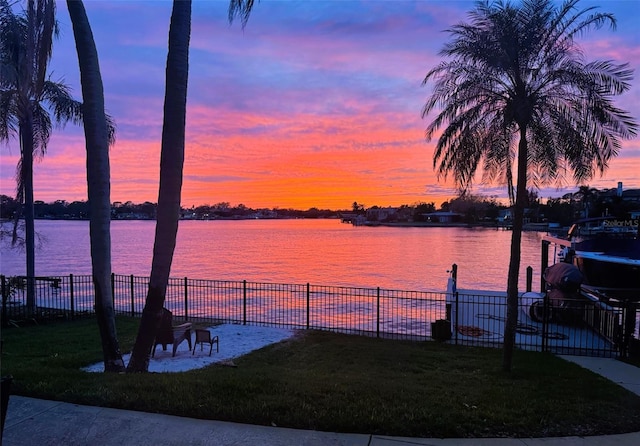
[2,317,640,438]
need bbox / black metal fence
[1,275,96,323]
[1,274,637,358]
[1,274,448,340]
[114,275,449,339]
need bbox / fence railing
[2,273,636,358]
[1,274,449,340]
[111,275,448,339]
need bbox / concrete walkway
[559,355,640,396]
[2,356,639,446]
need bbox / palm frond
[0,88,19,142]
[14,156,23,202]
[105,112,116,146]
[33,0,57,93]
[30,101,51,157]
[1,0,84,203]
[42,79,83,126]
[228,0,256,28]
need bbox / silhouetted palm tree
[127,0,193,372]
[0,0,83,308]
[573,185,599,218]
[66,0,124,372]
[126,0,259,373]
[422,0,637,371]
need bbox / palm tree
[573,185,599,218]
[66,0,124,372]
[0,0,83,309]
[422,0,637,371]
[126,0,258,373]
[127,0,193,372]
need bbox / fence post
[541,240,549,292]
[621,300,636,359]
[69,274,75,320]
[184,277,189,321]
[1,276,7,328]
[541,291,549,352]
[526,266,533,292]
[454,291,459,345]
[110,273,115,307]
[243,280,247,325]
[306,283,310,330]
[376,287,380,338]
[130,275,135,317]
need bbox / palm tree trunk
[127,0,191,373]
[19,115,36,310]
[23,3,37,312]
[67,0,124,372]
[503,128,528,372]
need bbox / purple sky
[1,0,639,209]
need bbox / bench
[152,308,192,357]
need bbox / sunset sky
[1,0,639,210]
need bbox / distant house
[621,189,640,203]
[366,207,398,222]
[589,185,640,221]
[497,207,539,224]
[340,212,359,223]
[498,209,512,222]
[422,211,463,223]
[250,209,278,219]
[597,182,640,204]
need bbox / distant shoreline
[354,221,561,233]
[4,216,562,233]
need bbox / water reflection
[1,219,546,292]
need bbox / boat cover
[543,262,583,293]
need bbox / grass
[2,317,640,438]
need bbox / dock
[438,232,640,358]
[445,279,616,356]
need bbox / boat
[573,251,640,291]
[560,216,640,299]
[539,216,639,355]
[567,216,639,238]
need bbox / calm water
[0,219,548,292]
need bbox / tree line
[3,185,637,225]
[0,195,340,220]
